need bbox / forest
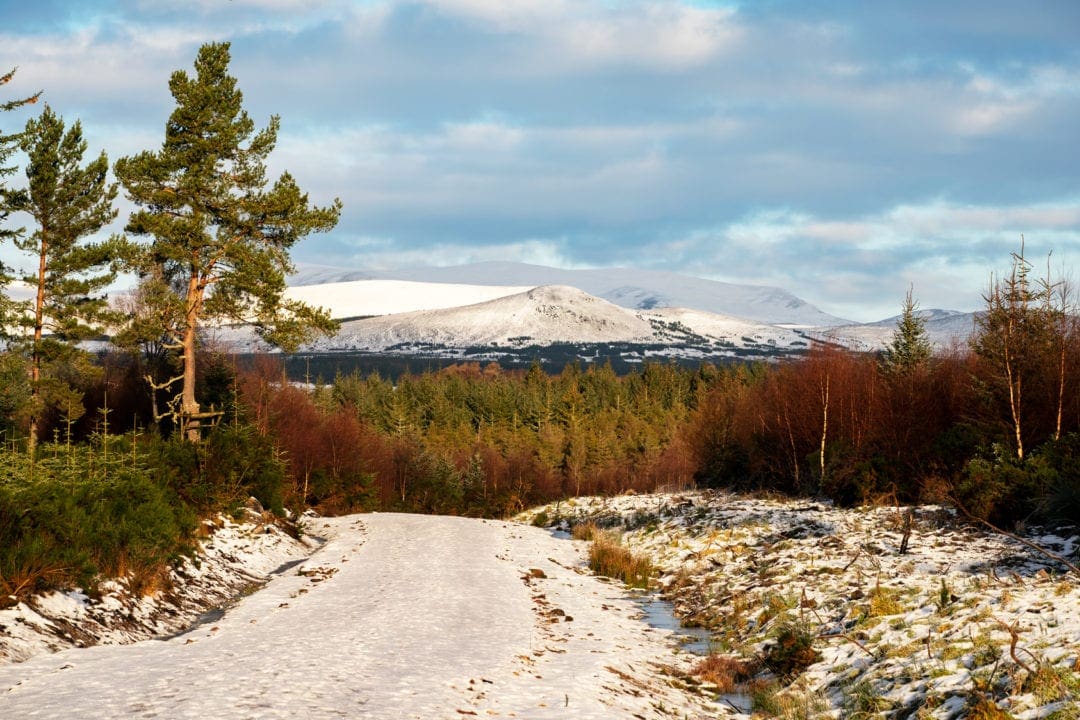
[2,45,1080,606]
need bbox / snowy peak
[289,283,813,359]
[309,284,657,352]
[290,261,849,327]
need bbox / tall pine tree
[9,105,127,451]
[115,42,340,440]
[0,67,41,335]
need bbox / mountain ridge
[290,261,850,327]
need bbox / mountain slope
[283,279,533,319]
[290,262,849,327]
[292,284,810,358]
[812,310,977,351]
[306,285,656,351]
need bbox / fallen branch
[951,498,1080,577]
[994,617,1036,676]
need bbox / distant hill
[284,279,532,318]
[296,285,809,355]
[214,263,979,364]
[811,310,977,352]
[290,261,850,327]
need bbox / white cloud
[688,198,1080,321]
[326,236,580,272]
[423,0,741,69]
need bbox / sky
[1,0,1078,322]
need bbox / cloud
[1,1,1078,322]
[676,199,1080,321]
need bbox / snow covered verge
[519,491,1080,719]
[0,505,317,665]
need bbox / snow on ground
[0,513,717,719]
[0,507,315,665]
[9,492,1078,718]
[283,279,535,319]
[521,492,1080,718]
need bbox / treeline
[241,357,710,516]
[2,247,1079,601]
[227,247,1080,527]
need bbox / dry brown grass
[571,521,601,541]
[691,653,758,692]
[588,534,653,589]
[965,695,1015,719]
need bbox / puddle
[631,592,712,655]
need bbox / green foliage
[0,67,42,331]
[0,443,196,602]
[958,445,1059,523]
[762,622,821,677]
[313,360,708,514]
[12,104,126,342]
[147,424,288,515]
[0,351,31,434]
[114,42,340,436]
[880,287,932,377]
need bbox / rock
[244,497,265,515]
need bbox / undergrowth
[0,425,290,606]
[587,532,653,589]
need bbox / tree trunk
[181,270,202,442]
[1003,323,1023,460]
[28,233,48,456]
[820,371,829,484]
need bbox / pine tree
[9,105,127,451]
[114,42,341,440]
[971,242,1060,460]
[0,67,41,334]
[880,286,932,376]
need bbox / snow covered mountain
[224,264,977,362]
[811,310,977,352]
[305,284,812,357]
[284,279,533,319]
[290,262,849,327]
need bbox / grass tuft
[587,533,653,589]
[691,653,758,692]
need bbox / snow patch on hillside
[291,261,850,327]
[306,285,658,351]
[812,311,977,352]
[283,279,534,319]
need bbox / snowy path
[0,513,715,719]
